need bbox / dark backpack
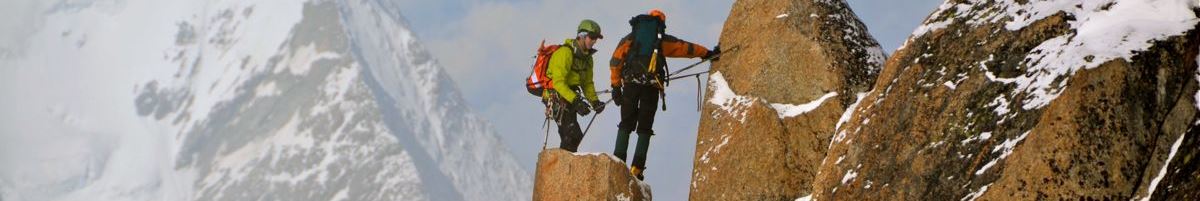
[526,40,568,97]
[621,14,668,85]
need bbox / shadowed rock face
[533,149,651,201]
[689,0,884,200]
[813,1,1200,201]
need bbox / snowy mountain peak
[1,0,530,200]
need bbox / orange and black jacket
[609,34,711,88]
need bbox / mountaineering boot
[631,131,652,180]
[630,166,645,180]
[613,129,633,162]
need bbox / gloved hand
[612,87,623,106]
[591,100,606,114]
[574,99,591,116]
[704,45,722,61]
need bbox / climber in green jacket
[545,19,607,152]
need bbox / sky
[392,0,942,200]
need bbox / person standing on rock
[609,9,720,179]
[546,19,607,152]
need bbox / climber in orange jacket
[609,9,720,180]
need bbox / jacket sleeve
[660,34,710,58]
[582,60,599,103]
[609,38,632,88]
[548,47,578,103]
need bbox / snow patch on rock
[770,92,838,118]
[908,1,957,39]
[835,93,868,132]
[977,0,1197,109]
[707,72,756,123]
[699,135,733,165]
[841,169,858,184]
[962,183,991,201]
[1139,131,1188,201]
[710,72,843,121]
[616,193,631,201]
[573,152,626,164]
[794,194,813,201]
[975,131,1031,175]
[961,131,993,145]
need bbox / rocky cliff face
[694,0,1200,200]
[689,0,884,200]
[533,149,651,201]
[815,0,1200,200]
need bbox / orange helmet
[649,9,666,22]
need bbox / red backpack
[526,40,566,97]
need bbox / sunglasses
[579,32,602,40]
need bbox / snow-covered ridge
[0,0,529,200]
[340,0,532,200]
[909,0,1200,110]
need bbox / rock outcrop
[533,149,651,201]
[689,0,884,200]
[814,0,1200,200]
[693,0,1200,200]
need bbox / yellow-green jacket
[546,38,600,104]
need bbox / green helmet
[577,19,603,39]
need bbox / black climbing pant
[616,84,659,169]
[555,98,584,152]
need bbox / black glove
[574,99,591,116]
[612,87,623,106]
[704,45,721,61]
[591,100,606,114]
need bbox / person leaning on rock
[608,9,720,180]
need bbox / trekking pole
[542,99,557,150]
[541,117,550,150]
[696,75,702,111]
[581,98,615,136]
